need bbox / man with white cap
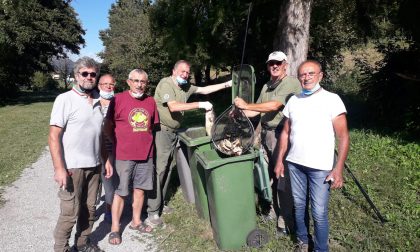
[234,51,301,235]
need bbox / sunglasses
[268,61,283,66]
[79,72,97,78]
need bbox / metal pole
[235,2,252,105]
[335,150,387,224]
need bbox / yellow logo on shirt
[129,108,149,132]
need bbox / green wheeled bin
[178,127,212,220]
[195,149,259,250]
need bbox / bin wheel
[246,228,269,248]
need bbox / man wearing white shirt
[274,60,350,252]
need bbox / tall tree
[273,0,312,77]
[0,0,84,97]
[100,0,169,88]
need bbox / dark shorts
[114,158,154,196]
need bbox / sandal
[129,223,153,233]
[108,231,121,245]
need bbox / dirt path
[0,147,156,252]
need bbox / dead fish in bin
[205,109,215,137]
[217,138,243,156]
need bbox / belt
[160,124,177,132]
[261,124,283,132]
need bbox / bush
[31,71,59,91]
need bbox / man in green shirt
[234,51,301,236]
[147,60,232,226]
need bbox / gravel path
[0,147,156,252]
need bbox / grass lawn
[155,111,420,251]
[0,92,55,198]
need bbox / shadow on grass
[0,90,61,107]
[340,92,419,143]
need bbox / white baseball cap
[266,51,287,63]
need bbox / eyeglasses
[268,61,283,66]
[129,79,148,85]
[298,71,320,78]
[99,82,115,87]
[79,72,97,78]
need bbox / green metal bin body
[196,149,257,250]
[178,127,212,220]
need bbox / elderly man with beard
[104,69,159,245]
[234,51,301,236]
[49,57,110,252]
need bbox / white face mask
[99,90,114,100]
[130,91,144,99]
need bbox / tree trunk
[273,0,313,77]
[205,64,211,84]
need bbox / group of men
[49,57,232,251]
[49,51,349,252]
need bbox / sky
[70,0,116,62]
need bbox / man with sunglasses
[49,57,110,252]
[147,60,232,227]
[104,69,159,245]
[274,60,349,252]
[234,51,301,236]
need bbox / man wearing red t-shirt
[104,69,159,245]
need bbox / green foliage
[148,0,281,84]
[0,0,84,98]
[99,0,170,89]
[31,71,58,91]
[309,0,419,136]
[358,46,419,137]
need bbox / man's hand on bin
[199,101,213,111]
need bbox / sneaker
[145,214,163,228]
[75,243,104,252]
[162,205,174,214]
[294,240,309,252]
[261,208,277,223]
[276,216,289,236]
[276,226,290,237]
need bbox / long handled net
[211,106,254,156]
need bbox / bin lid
[232,64,256,104]
[195,149,257,170]
[178,127,211,147]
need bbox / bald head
[297,60,323,90]
[98,74,116,92]
[297,60,322,75]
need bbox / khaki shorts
[114,158,154,196]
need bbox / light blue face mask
[301,83,321,96]
[99,90,114,100]
[176,76,188,85]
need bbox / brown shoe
[294,240,309,252]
